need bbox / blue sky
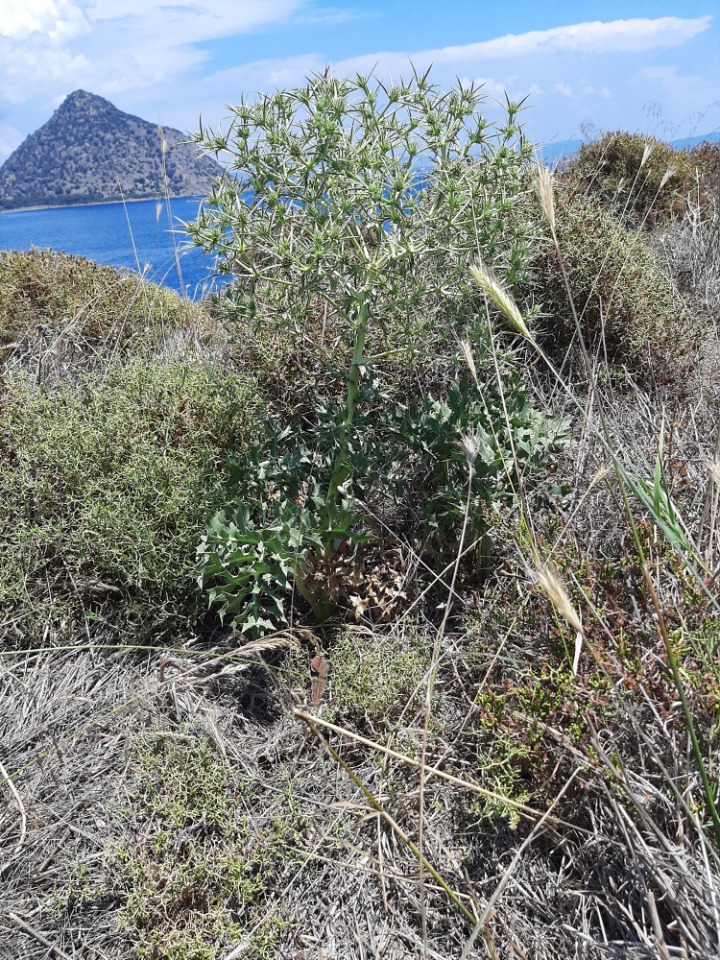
[1,0,718,161]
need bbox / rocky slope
[0,90,223,210]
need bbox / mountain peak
[0,91,223,211]
[59,89,110,108]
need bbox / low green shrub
[563,131,720,227]
[0,249,214,375]
[329,627,429,728]
[58,733,296,960]
[528,187,702,388]
[564,131,689,225]
[0,359,260,643]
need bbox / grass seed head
[536,163,556,233]
[534,563,583,637]
[469,262,532,340]
[459,339,478,386]
[459,432,478,467]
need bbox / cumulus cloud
[0,0,89,41]
[268,15,711,81]
[0,10,714,152]
[201,16,712,107]
[0,1,308,104]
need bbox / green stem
[344,299,369,431]
[292,566,335,623]
[328,295,369,498]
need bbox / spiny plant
[190,69,566,635]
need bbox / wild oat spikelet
[534,563,584,674]
[534,563,583,636]
[536,163,556,233]
[659,167,677,190]
[469,263,532,341]
[459,432,478,467]
[459,339,478,386]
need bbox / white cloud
[0,0,309,113]
[337,16,711,79]
[293,6,370,26]
[0,126,23,160]
[201,16,712,105]
[432,17,712,59]
[86,0,305,45]
[0,0,89,41]
[0,39,90,102]
[0,10,714,152]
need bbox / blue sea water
[0,197,225,298]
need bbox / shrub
[527,187,702,389]
[563,131,691,225]
[189,71,568,635]
[0,249,216,381]
[563,132,720,229]
[0,359,260,643]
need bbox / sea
[0,196,226,299]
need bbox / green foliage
[0,359,259,642]
[0,249,208,371]
[190,70,569,634]
[199,344,569,634]
[197,407,370,632]
[190,69,533,343]
[399,356,570,552]
[329,627,429,727]
[105,734,297,960]
[198,493,359,633]
[565,131,690,225]
[563,132,720,234]
[529,188,702,387]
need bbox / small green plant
[527,187,701,387]
[400,357,570,556]
[101,734,299,960]
[329,626,429,726]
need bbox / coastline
[0,194,205,214]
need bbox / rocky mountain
[0,90,224,210]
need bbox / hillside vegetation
[1,75,720,960]
[0,90,223,210]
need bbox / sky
[1,0,719,162]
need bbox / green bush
[0,359,260,643]
[0,248,214,375]
[528,188,702,388]
[189,71,569,635]
[563,131,691,225]
[563,132,720,227]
